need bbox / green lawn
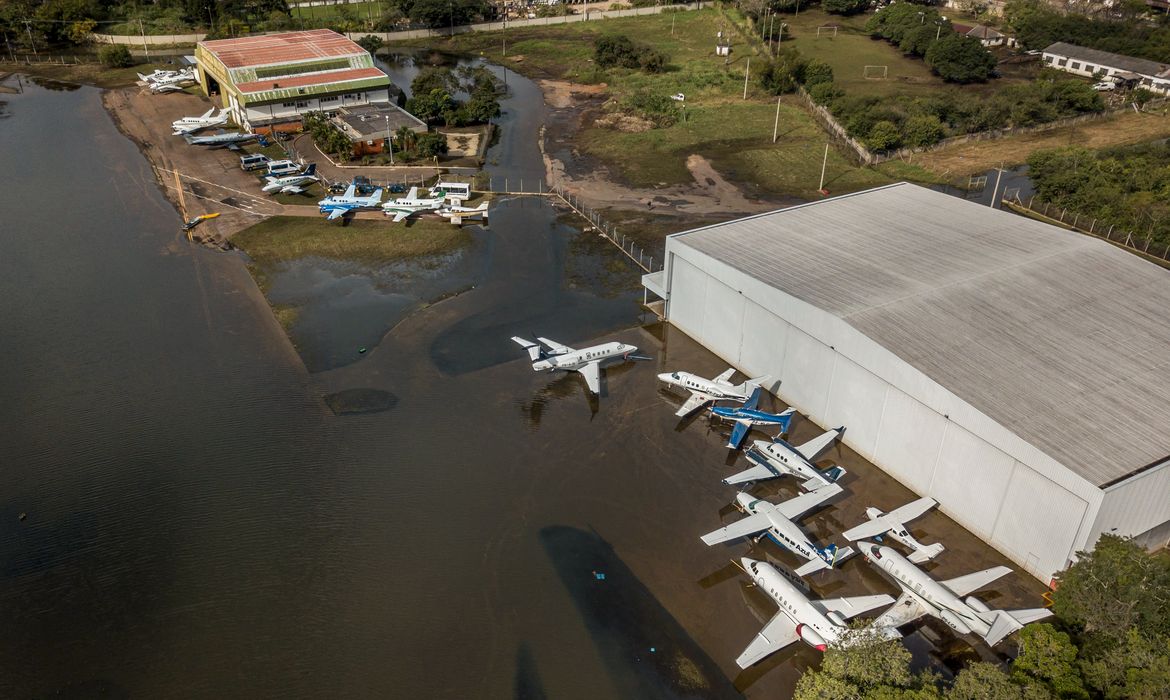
[291,1,390,21]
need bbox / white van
[432,181,471,201]
[240,153,271,172]
[266,160,302,177]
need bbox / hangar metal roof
[200,29,366,69]
[673,183,1170,487]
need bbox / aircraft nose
[740,557,758,572]
[657,373,674,383]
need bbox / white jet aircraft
[657,368,768,417]
[262,164,318,195]
[859,541,1052,646]
[841,497,945,563]
[172,108,228,135]
[318,183,384,221]
[511,336,647,395]
[734,557,896,667]
[701,486,854,577]
[436,201,490,224]
[724,427,847,489]
[382,186,447,222]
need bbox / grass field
[290,1,390,21]
[0,61,171,89]
[233,215,472,268]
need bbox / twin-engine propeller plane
[709,387,796,449]
[512,336,649,395]
[725,427,847,490]
[658,368,768,417]
[318,182,384,221]
[842,497,946,563]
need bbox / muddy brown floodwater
[0,69,1044,699]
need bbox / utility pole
[25,20,37,56]
[2,30,15,62]
[139,19,150,61]
[768,12,775,50]
[743,57,749,100]
[818,143,829,193]
[989,163,1005,208]
[772,95,781,142]
[671,13,675,36]
[385,115,394,165]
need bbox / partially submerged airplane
[318,182,384,221]
[184,131,265,150]
[658,368,766,418]
[261,164,318,195]
[734,557,896,667]
[701,487,854,577]
[172,108,228,135]
[436,201,490,224]
[842,497,945,563]
[724,427,847,489]
[709,387,796,450]
[512,336,648,395]
[382,186,446,222]
[859,541,1052,647]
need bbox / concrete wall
[660,241,1110,581]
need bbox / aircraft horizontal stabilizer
[816,593,896,620]
[907,542,946,564]
[980,607,1052,647]
[794,557,831,577]
[511,336,543,362]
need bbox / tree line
[1005,0,1170,61]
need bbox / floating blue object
[650,647,656,653]
[593,571,606,581]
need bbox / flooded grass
[0,61,167,89]
[233,215,472,265]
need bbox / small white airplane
[512,336,648,395]
[436,201,490,224]
[841,497,945,563]
[724,427,847,489]
[701,486,854,577]
[859,541,1052,647]
[658,368,767,418]
[141,68,196,92]
[318,182,384,221]
[734,556,896,667]
[382,186,446,222]
[262,164,318,195]
[171,108,228,135]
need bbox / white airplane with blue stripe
[318,183,384,221]
[700,486,854,577]
[512,336,648,395]
[724,427,847,490]
[709,386,796,449]
[658,368,767,417]
[842,497,945,563]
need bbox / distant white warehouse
[643,183,1170,582]
[1042,41,1170,94]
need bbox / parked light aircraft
[842,497,945,563]
[436,201,490,223]
[511,336,647,395]
[658,368,766,417]
[318,182,384,221]
[139,68,195,87]
[733,557,896,667]
[172,108,228,135]
[701,487,854,577]
[859,541,1052,646]
[709,387,796,450]
[151,82,193,94]
[724,427,847,489]
[184,131,265,150]
[262,164,318,195]
[382,186,446,222]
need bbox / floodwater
[0,68,1045,699]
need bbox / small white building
[952,23,1006,48]
[1042,41,1170,94]
[643,183,1170,582]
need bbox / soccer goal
[863,65,889,80]
[816,25,838,38]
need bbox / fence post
[1090,219,1096,233]
[1028,194,1035,209]
[1059,209,1066,222]
[1125,232,1133,246]
[1108,224,1115,238]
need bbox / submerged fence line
[1005,193,1170,263]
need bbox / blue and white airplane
[723,427,847,490]
[710,387,797,450]
[318,182,384,221]
[701,485,854,577]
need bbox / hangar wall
[1092,459,1170,551]
[663,245,1107,580]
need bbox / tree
[925,34,997,83]
[758,52,806,95]
[412,67,459,98]
[594,34,667,73]
[948,663,1027,700]
[408,0,488,29]
[356,34,383,54]
[867,120,902,151]
[406,88,457,124]
[66,18,96,44]
[803,60,834,88]
[98,44,133,68]
[903,114,946,148]
[823,0,870,14]
[414,131,447,158]
[1011,625,1088,700]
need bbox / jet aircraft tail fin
[735,374,771,395]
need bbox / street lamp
[385,115,394,165]
[936,17,947,41]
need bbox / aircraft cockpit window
[671,373,680,379]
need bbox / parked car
[388,183,407,194]
[1092,81,1116,91]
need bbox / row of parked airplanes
[138,67,197,94]
[167,107,489,223]
[510,335,1051,669]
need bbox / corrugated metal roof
[200,29,366,69]
[1043,42,1170,78]
[672,183,1170,487]
[234,67,388,94]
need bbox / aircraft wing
[795,427,843,462]
[885,497,937,526]
[675,391,712,418]
[727,420,752,450]
[940,566,1011,597]
[326,208,346,221]
[873,591,930,629]
[714,368,736,384]
[735,612,799,669]
[842,498,939,542]
[282,185,304,194]
[774,483,843,521]
[700,511,771,546]
[722,451,778,485]
[814,594,895,620]
[578,361,601,395]
[841,518,892,542]
[390,210,410,223]
[536,337,574,354]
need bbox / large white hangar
[642,183,1170,581]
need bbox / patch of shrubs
[594,34,667,73]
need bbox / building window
[1057,58,1067,66]
[282,102,296,107]
[1070,61,1081,69]
[1044,55,1053,63]
[1085,64,1095,72]
[321,95,339,103]
[295,101,309,108]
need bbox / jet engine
[797,624,828,651]
[965,597,992,614]
[938,608,973,636]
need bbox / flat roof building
[643,183,1170,581]
[1042,42,1170,93]
[195,29,395,132]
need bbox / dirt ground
[538,79,782,217]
